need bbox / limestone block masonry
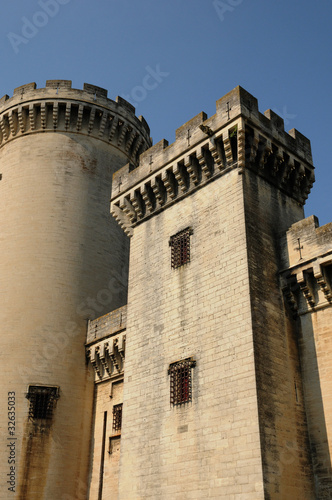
[0,80,151,500]
[111,86,319,499]
[2,79,332,500]
[281,216,332,498]
[86,307,127,500]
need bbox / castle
[0,80,331,500]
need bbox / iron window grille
[168,357,196,406]
[112,403,123,432]
[169,227,193,269]
[26,386,59,420]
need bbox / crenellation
[0,83,152,165]
[175,111,207,142]
[83,82,108,98]
[0,81,151,148]
[279,215,332,498]
[264,109,285,131]
[46,79,72,90]
[2,79,330,499]
[111,87,314,225]
[0,94,9,104]
[86,306,127,344]
[116,94,135,113]
[13,82,37,96]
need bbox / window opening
[168,358,196,406]
[27,386,59,420]
[169,227,193,269]
[112,403,123,432]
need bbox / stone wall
[118,170,265,499]
[282,216,332,498]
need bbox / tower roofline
[111,86,315,235]
[0,80,152,165]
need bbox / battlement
[281,216,332,316]
[86,306,127,383]
[111,86,315,236]
[283,216,332,269]
[0,80,152,165]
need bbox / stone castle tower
[1,81,331,499]
[0,80,151,499]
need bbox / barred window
[169,227,193,269]
[168,358,196,406]
[112,403,123,432]
[27,386,59,420]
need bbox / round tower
[0,80,151,499]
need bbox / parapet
[86,305,127,383]
[0,80,152,165]
[283,216,332,269]
[281,216,332,316]
[111,86,315,236]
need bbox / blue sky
[0,0,331,224]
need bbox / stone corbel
[118,121,129,147]
[29,104,37,131]
[261,139,272,170]
[64,102,71,131]
[87,107,96,135]
[294,163,306,188]
[52,102,58,130]
[8,110,17,136]
[98,110,108,138]
[184,155,199,185]
[151,176,166,207]
[314,262,332,303]
[89,345,102,379]
[281,275,298,317]
[76,104,84,132]
[99,341,111,376]
[281,155,295,185]
[297,270,315,308]
[17,106,25,133]
[197,148,211,179]
[140,184,154,214]
[119,196,136,224]
[108,115,118,142]
[162,169,177,200]
[118,334,126,364]
[130,191,144,219]
[222,133,233,166]
[0,116,8,140]
[237,126,246,172]
[125,128,137,152]
[173,163,187,193]
[272,148,284,176]
[110,203,133,237]
[249,131,260,164]
[108,340,120,372]
[208,137,224,170]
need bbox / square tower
[110,86,316,499]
